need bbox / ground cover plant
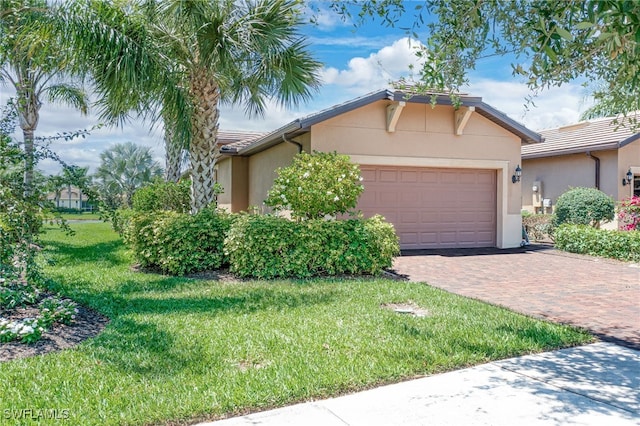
[555,224,640,262]
[0,222,592,425]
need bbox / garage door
[358,166,497,249]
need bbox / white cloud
[308,34,400,49]
[320,37,425,93]
[467,79,594,131]
[304,5,351,31]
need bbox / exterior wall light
[512,164,522,184]
[622,169,633,186]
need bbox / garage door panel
[420,171,438,183]
[400,211,420,224]
[379,170,397,182]
[400,171,418,182]
[379,191,398,203]
[477,171,496,184]
[361,169,377,182]
[358,166,497,249]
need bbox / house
[216,89,541,250]
[47,185,92,211]
[521,115,640,213]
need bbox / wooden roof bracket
[386,101,406,132]
[454,106,475,136]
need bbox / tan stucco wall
[618,139,640,199]
[248,140,299,210]
[216,158,232,211]
[216,157,249,212]
[309,101,523,248]
[522,149,619,212]
[230,157,249,212]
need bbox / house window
[634,175,640,198]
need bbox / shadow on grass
[124,286,340,316]
[43,239,126,266]
[87,318,207,375]
[85,287,339,374]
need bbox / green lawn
[49,211,102,221]
[0,223,593,425]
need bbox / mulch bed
[0,305,109,363]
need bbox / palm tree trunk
[17,78,41,199]
[22,129,35,198]
[189,69,221,214]
[164,125,182,183]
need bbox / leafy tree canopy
[94,142,163,209]
[330,0,639,126]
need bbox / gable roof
[522,115,640,159]
[221,89,542,156]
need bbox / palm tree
[62,165,91,211]
[0,0,89,197]
[56,0,321,213]
[94,142,163,208]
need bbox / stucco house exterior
[521,115,640,213]
[47,185,92,211]
[216,89,541,250]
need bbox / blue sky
[1,3,594,176]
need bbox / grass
[53,212,102,221]
[0,223,593,425]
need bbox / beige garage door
[358,166,497,249]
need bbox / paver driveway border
[391,244,640,350]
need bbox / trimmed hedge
[123,208,234,275]
[225,215,400,278]
[555,224,640,262]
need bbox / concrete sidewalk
[198,343,639,426]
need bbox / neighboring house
[216,89,541,250]
[47,185,91,210]
[521,115,640,213]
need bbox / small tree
[554,187,615,228]
[265,151,364,220]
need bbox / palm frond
[44,83,89,115]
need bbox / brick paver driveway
[392,245,640,349]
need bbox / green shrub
[522,214,555,241]
[124,208,234,275]
[265,151,364,219]
[555,224,640,262]
[111,208,138,236]
[225,215,399,278]
[131,179,191,213]
[553,187,615,228]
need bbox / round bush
[264,151,364,219]
[553,187,615,227]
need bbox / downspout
[283,134,303,153]
[586,151,600,189]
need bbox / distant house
[215,89,541,250]
[47,185,92,211]
[521,116,640,213]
